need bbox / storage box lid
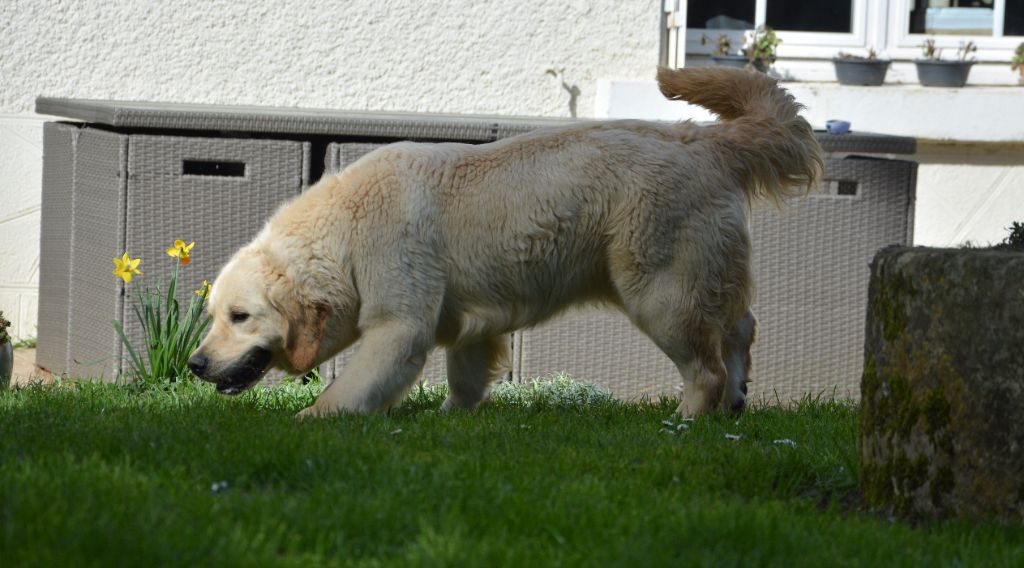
[36,96,915,153]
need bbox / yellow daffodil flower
[113,252,142,284]
[195,280,212,298]
[166,239,196,265]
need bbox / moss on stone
[931,466,956,508]
[870,266,916,343]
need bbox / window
[907,0,1024,37]
[768,1,854,33]
[684,0,869,60]
[680,0,1024,70]
[688,1,854,33]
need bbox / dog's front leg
[297,321,432,418]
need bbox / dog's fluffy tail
[656,66,823,203]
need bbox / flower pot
[0,342,12,389]
[833,58,890,86]
[914,60,974,87]
[710,54,767,73]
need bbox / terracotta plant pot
[914,60,974,87]
[833,58,891,86]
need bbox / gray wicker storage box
[748,156,916,402]
[36,123,79,374]
[41,125,311,380]
[37,96,916,402]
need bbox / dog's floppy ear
[264,265,331,372]
[283,300,331,372]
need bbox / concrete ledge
[597,79,1024,143]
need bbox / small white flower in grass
[210,480,230,493]
[773,438,798,448]
[725,433,743,441]
[390,428,403,436]
[676,423,689,432]
[661,419,675,428]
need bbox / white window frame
[685,0,874,60]
[683,0,1022,63]
[888,0,1023,62]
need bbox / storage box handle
[182,160,246,177]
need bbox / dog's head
[187,246,334,395]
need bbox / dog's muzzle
[189,347,273,395]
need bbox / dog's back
[368,69,821,340]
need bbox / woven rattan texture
[748,157,916,402]
[36,123,79,374]
[67,129,128,380]
[816,133,916,155]
[34,98,565,142]
[35,97,918,155]
[120,135,308,383]
[515,309,680,400]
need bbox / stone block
[861,246,1024,522]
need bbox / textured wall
[0,0,661,340]
[1,0,660,116]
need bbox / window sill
[596,79,1024,143]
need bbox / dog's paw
[674,398,700,419]
[296,404,330,421]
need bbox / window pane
[908,0,994,36]
[1006,0,1024,36]
[766,0,853,33]
[687,0,755,29]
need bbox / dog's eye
[230,311,250,324]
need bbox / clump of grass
[492,373,615,408]
[998,221,1024,250]
[12,337,37,350]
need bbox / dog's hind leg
[661,329,729,418]
[624,312,728,417]
[617,277,730,417]
[721,309,757,415]
[440,334,511,411]
[297,321,432,417]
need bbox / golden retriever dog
[187,67,822,418]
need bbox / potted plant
[915,39,976,87]
[703,33,752,70]
[0,311,12,389]
[704,26,780,73]
[746,26,781,72]
[833,48,891,86]
[1012,42,1024,84]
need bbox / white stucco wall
[0,0,661,339]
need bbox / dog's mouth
[212,347,274,396]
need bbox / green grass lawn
[1,378,1021,566]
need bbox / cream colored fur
[190,67,822,418]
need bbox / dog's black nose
[187,353,209,377]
